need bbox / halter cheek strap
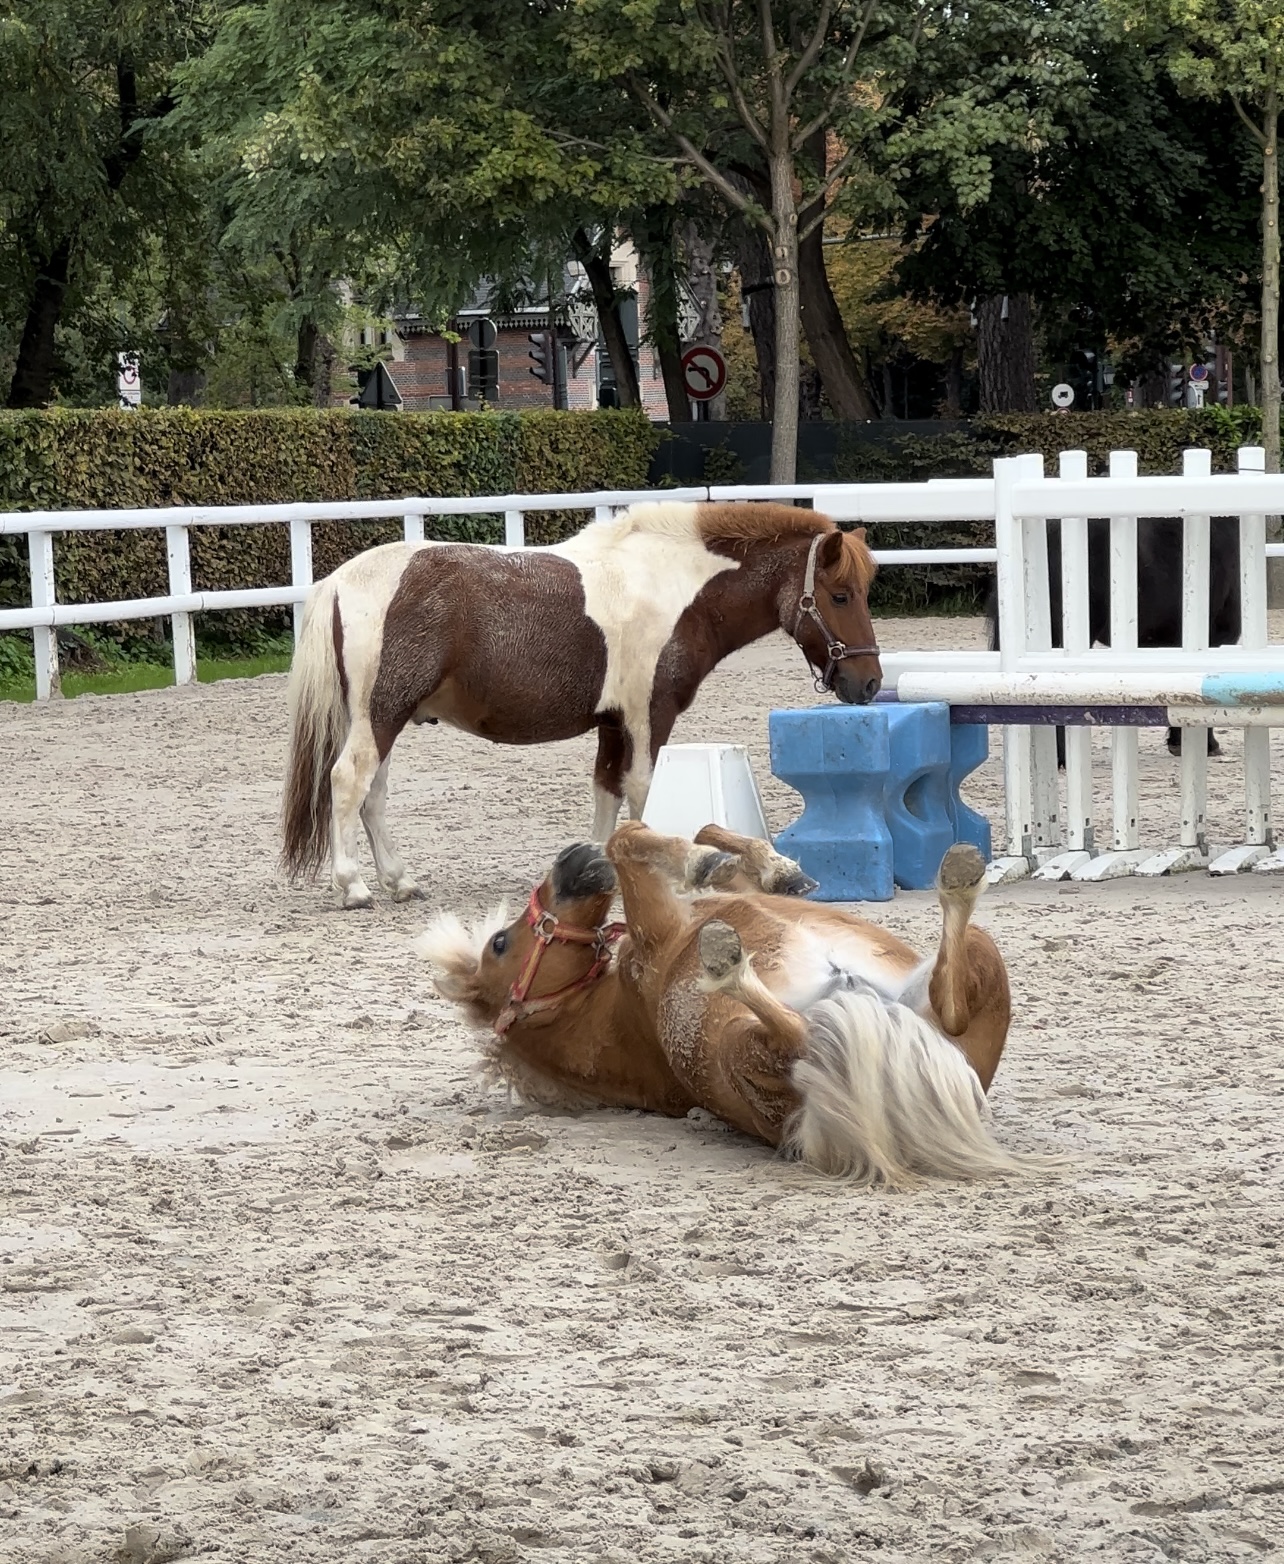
[792,532,881,694]
[493,887,627,1037]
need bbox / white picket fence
[3,449,1283,878]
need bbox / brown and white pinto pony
[280,503,881,907]
[420,823,1042,1185]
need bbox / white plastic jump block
[642,743,771,842]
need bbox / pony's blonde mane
[415,903,509,1002]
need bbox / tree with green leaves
[1107,0,1284,468]
[0,0,219,407]
[893,11,1258,409]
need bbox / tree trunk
[635,207,691,422]
[768,153,800,485]
[944,345,965,417]
[733,209,776,421]
[572,228,641,409]
[6,238,73,408]
[295,318,319,392]
[312,334,335,408]
[1262,89,1283,604]
[976,294,1038,413]
[797,134,878,423]
[167,367,206,406]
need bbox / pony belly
[413,678,598,744]
[775,925,923,1013]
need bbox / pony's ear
[817,529,846,569]
[848,525,867,542]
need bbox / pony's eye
[491,930,508,956]
[831,592,849,606]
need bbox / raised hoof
[390,882,426,904]
[772,866,819,897]
[937,843,986,894]
[689,847,739,889]
[698,919,744,981]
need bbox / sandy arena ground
[2,615,1282,1564]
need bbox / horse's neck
[700,538,805,661]
[506,978,692,1117]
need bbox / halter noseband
[493,887,627,1037]
[792,531,881,694]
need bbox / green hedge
[0,408,660,629]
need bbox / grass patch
[0,652,292,704]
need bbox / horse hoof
[937,843,986,894]
[390,882,426,903]
[688,847,739,888]
[552,842,617,900]
[341,887,374,911]
[698,919,744,980]
[771,865,819,897]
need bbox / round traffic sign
[1188,363,1210,383]
[681,345,727,402]
[1051,382,1074,408]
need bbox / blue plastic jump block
[770,705,894,901]
[769,703,992,900]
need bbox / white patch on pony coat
[775,925,928,1014]
[553,503,739,789]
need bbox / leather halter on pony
[493,887,627,1037]
[792,531,881,694]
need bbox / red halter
[493,887,627,1036]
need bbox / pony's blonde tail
[280,577,346,880]
[784,991,1035,1185]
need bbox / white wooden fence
[3,450,1282,878]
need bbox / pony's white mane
[581,501,703,546]
[414,903,509,978]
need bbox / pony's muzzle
[832,664,883,705]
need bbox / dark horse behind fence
[280,501,883,907]
[986,517,1241,761]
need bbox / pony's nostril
[864,677,881,702]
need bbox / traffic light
[528,331,553,385]
[1166,363,1186,407]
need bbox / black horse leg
[1167,727,1222,758]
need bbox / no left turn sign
[681,345,727,402]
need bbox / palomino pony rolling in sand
[420,823,1038,1185]
[280,503,881,908]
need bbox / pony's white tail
[785,991,1034,1185]
[280,576,346,880]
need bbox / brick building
[356,238,676,416]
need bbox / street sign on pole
[117,353,141,409]
[1050,382,1074,409]
[681,345,727,402]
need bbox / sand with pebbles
[2,616,1282,1564]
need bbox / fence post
[166,523,197,686]
[992,456,1036,873]
[1055,450,1094,865]
[1162,449,1211,866]
[504,509,525,548]
[1209,445,1273,871]
[28,529,61,701]
[594,505,614,524]
[403,511,425,544]
[289,518,313,644]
